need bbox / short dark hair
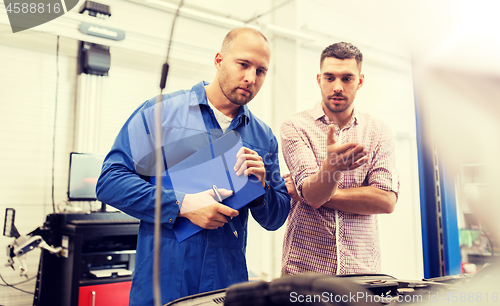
[320,42,363,70]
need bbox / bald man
[96,27,290,305]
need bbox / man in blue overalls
[96,27,291,305]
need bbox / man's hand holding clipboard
[159,130,266,242]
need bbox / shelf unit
[456,163,497,273]
[33,212,139,306]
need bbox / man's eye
[239,62,248,68]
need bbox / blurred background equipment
[67,152,106,211]
[32,211,139,306]
[4,209,62,278]
[2,208,139,306]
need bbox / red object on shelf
[78,281,132,306]
[461,262,477,274]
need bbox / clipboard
[153,130,265,242]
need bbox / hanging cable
[153,1,184,305]
[0,272,35,295]
[51,35,60,214]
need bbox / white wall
[0,0,422,304]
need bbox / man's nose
[332,80,343,92]
[244,69,256,85]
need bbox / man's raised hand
[324,125,367,174]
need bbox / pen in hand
[212,185,238,238]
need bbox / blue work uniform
[96,81,291,305]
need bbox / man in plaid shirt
[281,42,399,275]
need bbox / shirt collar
[313,101,359,128]
[312,101,325,121]
[192,81,250,126]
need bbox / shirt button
[176,200,180,205]
[263,202,266,206]
[169,218,173,223]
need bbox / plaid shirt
[281,102,399,275]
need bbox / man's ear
[357,73,365,89]
[316,73,321,87]
[214,52,223,69]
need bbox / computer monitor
[68,152,105,201]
